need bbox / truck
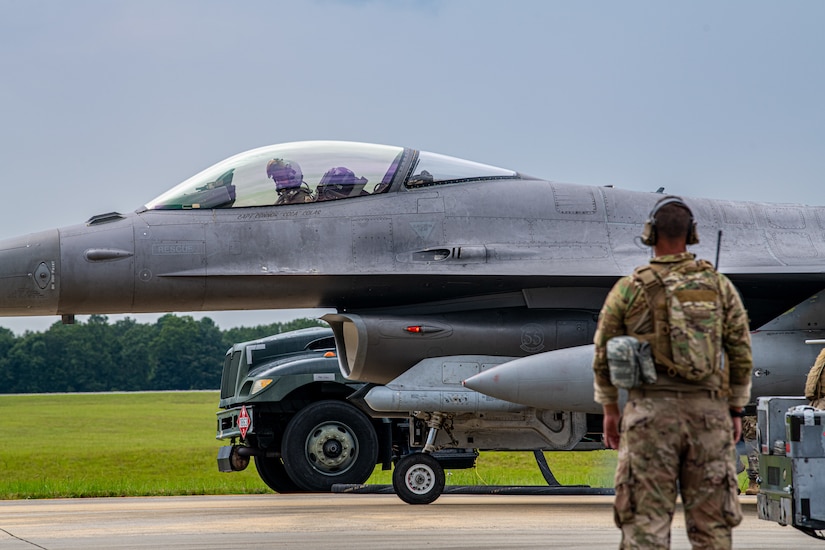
[215,326,478,494]
[216,326,395,492]
[214,325,606,502]
[756,395,825,540]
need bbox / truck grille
[220,350,243,399]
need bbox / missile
[463,344,600,414]
[362,384,528,413]
[463,331,825,413]
[360,355,528,414]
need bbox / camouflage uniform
[741,416,759,494]
[594,252,753,549]
[275,187,314,205]
[805,348,825,410]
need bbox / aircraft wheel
[254,454,304,494]
[392,453,445,505]
[282,400,378,492]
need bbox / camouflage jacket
[593,252,753,407]
[805,348,825,401]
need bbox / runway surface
[0,493,812,549]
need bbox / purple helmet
[319,166,366,187]
[266,158,303,192]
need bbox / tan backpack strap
[631,266,663,334]
[632,265,680,374]
[719,352,731,398]
[633,265,661,292]
[714,268,732,397]
[650,347,681,377]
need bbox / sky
[1,0,823,335]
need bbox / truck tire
[282,400,379,492]
[254,455,304,494]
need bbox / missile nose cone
[0,229,60,315]
[463,344,600,414]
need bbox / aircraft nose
[0,229,60,316]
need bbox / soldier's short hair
[655,202,693,241]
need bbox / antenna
[714,229,722,270]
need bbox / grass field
[0,392,621,499]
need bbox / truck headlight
[251,378,273,395]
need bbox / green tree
[149,315,226,390]
[61,315,116,392]
[4,332,50,393]
[111,318,156,391]
[0,314,328,393]
[0,327,17,391]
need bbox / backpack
[804,351,825,400]
[632,259,724,382]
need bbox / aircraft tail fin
[756,292,825,332]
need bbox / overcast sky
[1,0,823,335]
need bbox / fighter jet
[2,140,825,503]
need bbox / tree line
[0,315,325,394]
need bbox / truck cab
[215,327,398,492]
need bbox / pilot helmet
[266,158,303,192]
[320,166,361,187]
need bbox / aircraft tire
[254,454,304,494]
[392,453,445,505]
[282,400,379,492]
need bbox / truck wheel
[282,400,378,492]
[392,453,445,505]
[254,455,303,494]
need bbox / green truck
[214,325,597,501]
[215,326,402,492]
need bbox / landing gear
[392,453,445,505]
[392,411,451,504]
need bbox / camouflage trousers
[741,416,758,482]
[613,396,742,549]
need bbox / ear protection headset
[640,195,699,246]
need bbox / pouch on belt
[607,336,657,389]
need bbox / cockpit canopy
[143,141,518,210]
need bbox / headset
[640,195,699,246]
